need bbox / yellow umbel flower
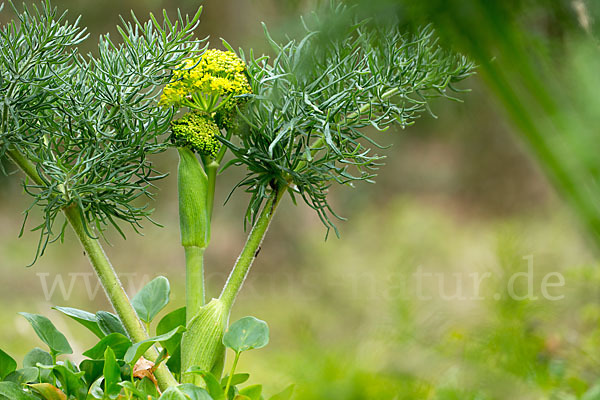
[171,112,220,157]
[161,49,251,111]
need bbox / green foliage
[0,1,204,260]
[2,304,288,399]
[28,383,67,400]
[0,349,16,380]
[223,317,269,353]
[0,0,477,398]
[82,333,131,360]
[156,307,186,375]
[19,313,72,357]
[52,306,104,339]
[124,327,185,366]
[95,311,127,336]
[0,382,37,399]
[103,347,121,398]
[225,4,474,232]
[132,276,171,324]
[159,384,212,400]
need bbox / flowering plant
[0,1,473,398]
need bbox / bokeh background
[2,1,600,399]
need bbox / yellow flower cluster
[161,49,251,108]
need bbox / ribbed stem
[219,186,285,310]
[185,246,206,324]
[7,149,178,389]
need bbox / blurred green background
[2,0,600,399]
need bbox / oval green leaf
[223,316,269,353]
[124,326,185,366]
[19,313,72,356]
[95,311,127,336]
[0,382,37,399]
[23,348,52,369]
[103,347,121,398]
[156,306,186,355]
[28,383,67,400]
[239,384,262,400]
[185,368,224,400]
[158,386,187,400]
[23,348,53,382]
[79,359,104,387]
[82,333,131,360]
[3,367,39,385]
[132,276,171,324]
[53,306,104,339]
[178,384,213,400]
[220,373,250,387]
[0,348,17,380]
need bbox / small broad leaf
[118,381,146,398]
[159,384,212,400]
[23,348,52,368]
[103,347,121,399]
[23,348,53,382]
[19,313,72,356]
[223,316,269,353]
[268,384,294,400]
[178,383,213,400]
[157,307,186,374]
[82,333,132,360]
[79,359,104,387]
[28,383,67,400]
[233,396,251,400]
[158,386,187,400]
[38,365,85,399]
[156,307,186,356]
[3,367,39,385]
[166,343,182,375]
[124,326,185,365]
[186,368,225,400]
[239,384,262,400]
[132,276,171,323]
[96,311,127,336]
[0,381,37,399]
[220,373,250,387]
[0,348,17,380]
[136,377,159,398]
[88,377,104,399]
[53,307,105,339]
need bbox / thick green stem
[63,208,178,389]
[219,186,285,310]
[6,149,45,186]
[185,246,206,324]
[7,149,178,389]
